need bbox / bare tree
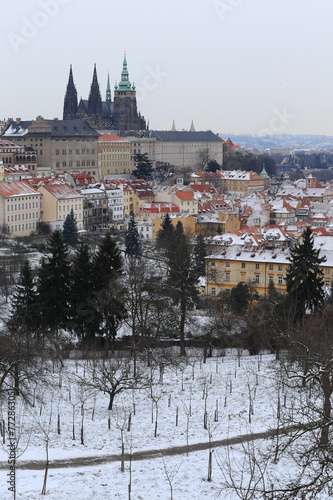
[79,355,149,411]
[215,439,269,500]
[162,455,182,500]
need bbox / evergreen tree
[156,213,174,250]
[166,221,199,356]
[125,215,141,257]
[93,233,123,291]
[132,153,153,180]
[69,243,97,340]
[286,226,326,319]
[92,233,126,343]
[193,234,207,277]
[37,230,71,332]
[63,208,78,244]
[229,282,250,314]
[8,260,39,338]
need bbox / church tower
[113,52,146,130]
[106,73,111,104]
[63,65,78,120]
[87,64,103,126]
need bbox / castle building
[63,53,147,131]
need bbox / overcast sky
[2,0,333,136]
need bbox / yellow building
[38,183,83,231]
[151,214,196,241]
[205,244,290,299]
[0,180,41,237]
[98,134,132,178]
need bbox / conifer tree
[92,233,126,343]
[69,243,96,340]
[125,215,141,257]
[63,208,78,245]
[37,230,71,332]
[286,226,326,319]
[132,153,153,180]
[166,221,199,356]
[193,233,207,277]
[8,260,39,339]
[156,212,174,250]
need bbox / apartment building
[37,183,83,231]
[3,116,99,179]
[0,181,41,237]
[98,134,132,177]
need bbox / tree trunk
[108,393,115,411]
[180,295,186,357]
[320,371,332,449]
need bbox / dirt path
[0,424,299,471]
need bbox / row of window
[8,202,39,210]
[7,213,38,222]
[55,160,95,168]
[224,272,284,285]
[55,149,96,155]
[59,205,81,211]
[220,261,331,275]
[10,222,35,232]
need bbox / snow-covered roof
[0,180,40,198]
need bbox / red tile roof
[0,180,40,197]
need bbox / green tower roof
[117,51,134,92]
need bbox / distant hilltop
[219,133,333,151]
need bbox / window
[255,263,260,269]
[325,280,330,287]
[226,261,230,267]
[269,276,274,283]
[211,260,215,266]
[225,289,230,298]
[269,264,273,270]
[326,268,330,274]
[225,272,230,281]
[278,265,283,271]
[241,262,246,268]
[255,274,260,283]
[55,149,59,155]
[278,276,283,285]
[211,287,216,296]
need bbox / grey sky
[2,0,332,136]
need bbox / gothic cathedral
[63,53,147,131]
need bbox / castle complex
[63,53,146,131]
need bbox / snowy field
[0,350,301,499]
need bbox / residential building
[0,181,41,237]
[98,134,132,177]
[140,130,224,170]
[2,116,99,179]
[0,140,37,175]
[80,187,109,230]
[37,183,83,231]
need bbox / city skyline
[1,0,333,136]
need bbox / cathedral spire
[171,119,176,131]
[117,51,133,92]
[88,64,102,118]
[106,72,111,103]
[63,64,78,120]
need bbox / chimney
[16,118,21,124]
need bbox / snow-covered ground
[0,350,294,499]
